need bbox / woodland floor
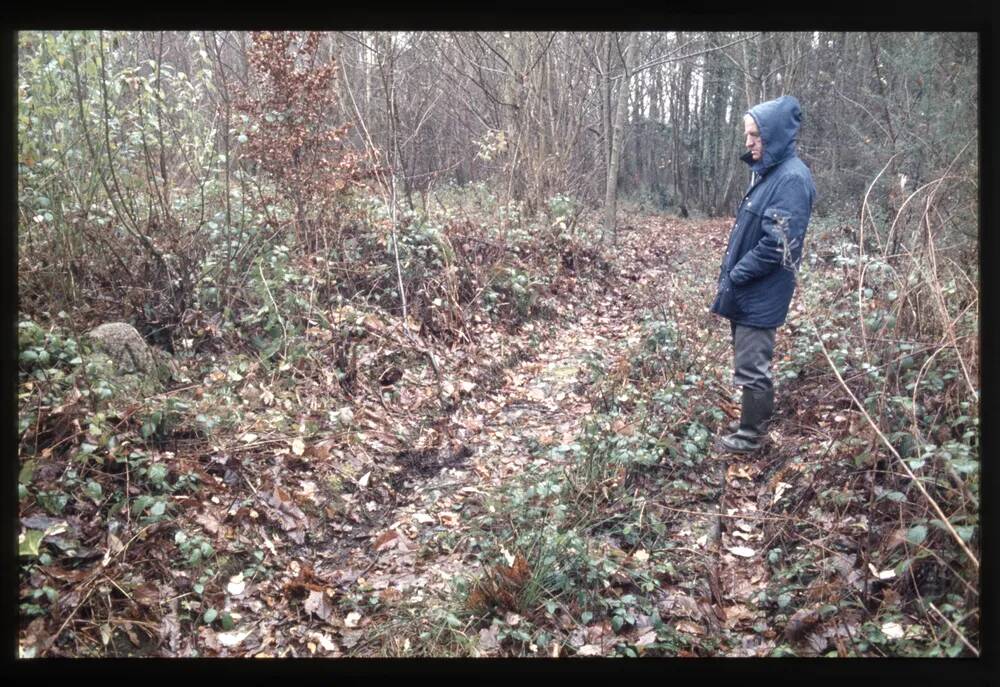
[19,213,956,658]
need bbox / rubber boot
[719,387,774,453]
[726,390,773,432]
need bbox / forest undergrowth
[18,204,979,658]
[17,30,979,660]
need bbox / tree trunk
[603,31,634,245]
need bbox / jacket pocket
[732,204,766,268]
[733,275,766,312]
[732,281,749,311]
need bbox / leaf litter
[19,213,967,658]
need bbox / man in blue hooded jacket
[711,95,816,453]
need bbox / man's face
[744,115,763,162]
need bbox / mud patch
[389,444,472,490]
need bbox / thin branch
[627,32,760,78]
[928,603,979,657]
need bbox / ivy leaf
[954,526,976,542]
[85,480,103,502]
[148,463,168,484]
[19,529,45,557]
[905,525,928,546]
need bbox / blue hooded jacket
[710,95,816,329]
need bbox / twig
[656,503,800,524]
[928,602,979,657]
[242,471,260,498]
[856,153,902,360]
[103,575,134,602]
[125,454,132,532]
[257,261,288,362]
[48,577,100,651]
[117,523,157,560]
[921,194,978,401]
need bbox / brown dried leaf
[635,630,658,647]
[303,589,335,623]
[675,620,705,636]
[784,607,822,642]
[372,529,399,552]
[194,509,221,536]
[478,625,500,654]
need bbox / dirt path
[189,215,846,658]
[322,242,657,654]
[317,215,795,657]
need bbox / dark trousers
[730,322,776,392]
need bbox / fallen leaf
[675,620,705,636]
[227,573,246,596]
[217,629,252,648]
[725,605,750,621]
[438,511,459,527]
[576,644,602,656]
[309,632,339,654]
[291,438,306,456]
[868,563,896,580]
[882,622,904,639]
[500,546,516,567]
[806,631,829,653]
[635,630,658,647]
[372,529,399,552]
[772,481,793,505]
[195,510,221,536]
[727,546,756,558]
[784,607,822,641]
[411,513,435,524]
[101,531,125,567]
[160,609,181,654]
[528,387,547,402]
[727,464,754,481]
[199,626,221,652]
[379,588,403,603]
[303,590,335,623]
[357,471,371,488]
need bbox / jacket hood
[742,95,802,175]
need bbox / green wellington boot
[719,387,774,453]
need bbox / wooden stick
[928,602,979,657]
